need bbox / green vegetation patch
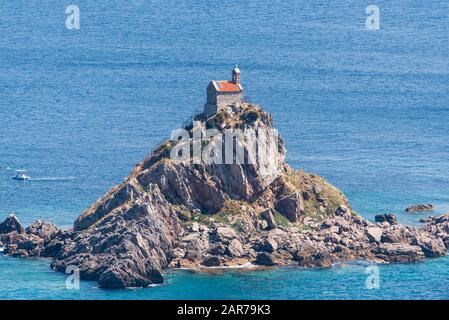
[283,170,348,220]
[215,109,230,123]
[273,211,290,227]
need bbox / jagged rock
[419,217,433,223]
[324,232,341,244]
[259,237,278,253]
[12,249,29,257]
[314,252,334,268]
[260,209,277,230]
[51,253,106,281]
[320,220,333,229]
[375,214,397,225]
[26,220,59,239]
[2,232,43,256]
[433,213,449,224]
[421,239,446,258]
[202,256,221,267]
[366,226,383,243]
[372,243,425,263]
[381,225,409,244]
[275,192,304,222]
[412,235,446,258]
[226,239,244,257]
[212,226,237,243]
[254,252,280,266]
[443,237,449,250]
[335,205,349,216]
[184,237,208,260]
[0,214,24,234]
[41,240,65,258]
[98,259,164,289]
[405,204,434,213]
[209,243,226,256]
[139,162,226,214]
[75,180,141,231]
[293,243,317,266]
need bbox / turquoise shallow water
[1,0,449,299]
[2,255,449,300]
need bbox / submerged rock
[375,214,397,225]
[405,204,434,213]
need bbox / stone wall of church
[204,82,243,118]
[216,92,243,109]
[206,83,217,105]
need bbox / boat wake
[30,177,76,182]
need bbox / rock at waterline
[405,204,434,213]
[374,213,397,225]
[254,252,280,266]
[202,256,221,267]
[372,243,425,263]
[0,214,23,234]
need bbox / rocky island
[0,70,448,289]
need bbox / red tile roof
[212,80,242,92]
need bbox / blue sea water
[1,0,449,299]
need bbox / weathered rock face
[56,199,181,289]
[1,104,447,289]
[418,213,449,253]
[260,209,277,230]
[275,192,304,222]
[0,214,23,234]
[381,225,410,244]
[255,252,281,266]
[366,226,383,243]
[26,220,59,239]
[202,256,221,267]
[372,243,425,263]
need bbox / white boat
[12,170,31,181]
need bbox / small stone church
[204,67,243,118]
